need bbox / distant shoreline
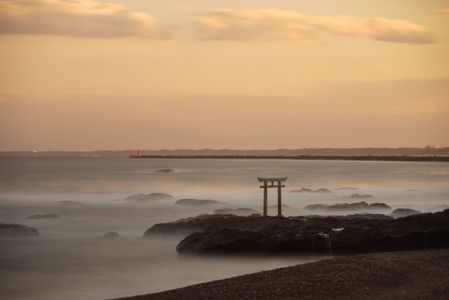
[129,155,449,162]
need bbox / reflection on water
[0,157,448,299]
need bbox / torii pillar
[257,177,287,217]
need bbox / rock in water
[305,202,391,211]
[369,203,391,210]
[175,209,449,255]
[214,208,258,216]
[103,232,120,239]
[0,223,39,237]
[175,199,226,206]
[344,193,374,199]
[124,193,173,203]
[291,188,332,193]
[26,214,59,220]
[390,208,422,218]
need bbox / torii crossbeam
[257,176,287,217]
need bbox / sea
[0,157,448,300]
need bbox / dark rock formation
[59,201,81,206]
[305,202,391,211]
[155,169,175,173]
[344,193,374,199]
[103,232,120,239]
[26,214,59,220]
[170,209,449,255]
[291,188,332,193]
[390,208,422,218]
[0,223,39,237]
[175,199,226,206]
[369,203,391,209]
[214,208,258,216]
[143,214,282,237]
[124,193,173,203]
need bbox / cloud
[439,8,449,16]
[195,9,436,44]
[0,0,171,38]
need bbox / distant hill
[1,147,448,157]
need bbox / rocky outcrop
[26,214,59,220]
[305,202,391,211]
[344,193,374,199]
[334,187,358,190]
[103,232,120,239]
[0,223,39,237]
[173,209,449,255]
[390,208,422,218]
[143,214,287,237]
[124,193,173,203]
[174,199,226,206]
[291,188,332,193]
[214,208,258,216]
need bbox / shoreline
[129,155,449,162]
[115,249,449,300]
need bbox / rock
[344,193,374,199]
[155,169,175,173]
[304,204,328,210]
[175,199,226,206]
[103,232,120,239]
[305,202,391,211]
[390,208,422,218]
[26,214,59,220]
[0,223,39,237]
[124,193,173,203]
[326,202,370,211]
[334,187,358,190]
[214,208,258,216]
[59,201,81,206]
[291,188,332,193]
[369,203,391,210]
[175,209,449,255]
[143,214,291,238]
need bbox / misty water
[1,157,449,300]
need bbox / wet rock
[175,199,226,206]
[26,214,59,220]
[103,232,120,239]
[390,208,422,218]
[143,214,291,238]
[305,202,391,211]
[214,208,258,216]
[155,169,175,173]
[0,223,39,237]
[124,193,173,203]
[175,209,449,255]
[334,187,358,191]
[369,203,391,210]
[344,193,374,199]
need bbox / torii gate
[257,176,287,217]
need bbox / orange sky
[0,0,448,150]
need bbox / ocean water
[0,157,448,300]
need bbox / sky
[0,0,448,150]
